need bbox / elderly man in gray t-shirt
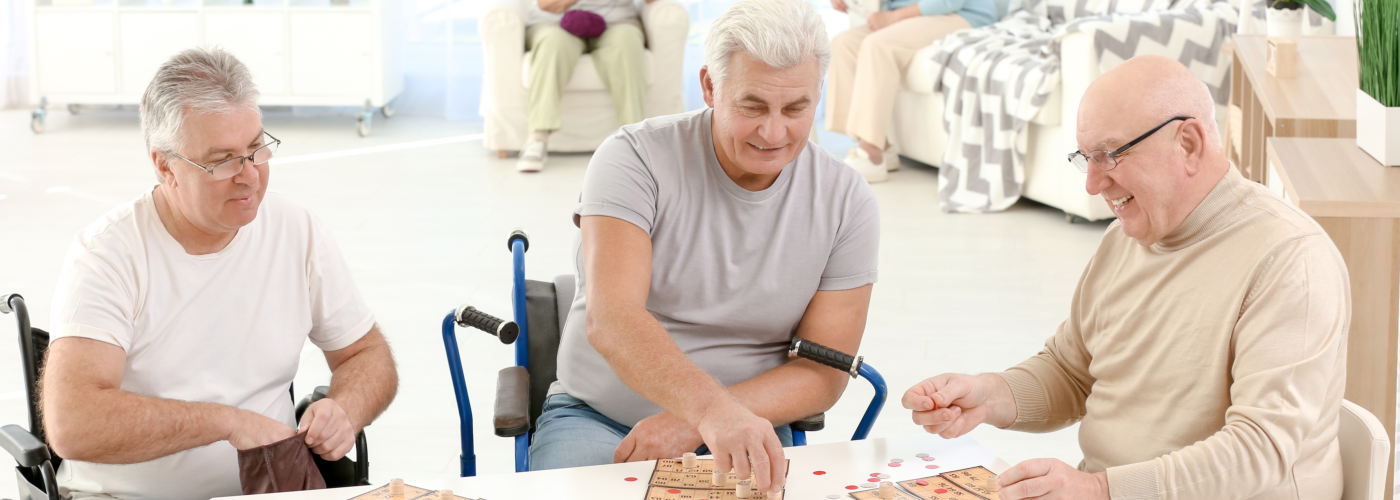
[528,0,880,495]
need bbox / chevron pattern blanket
[928,0,1239,213]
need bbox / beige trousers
[825,15,972,149]
[526,18,647,134]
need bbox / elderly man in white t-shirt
[41,47,399,500]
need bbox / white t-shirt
[48,189,375,500]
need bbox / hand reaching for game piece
[831,0,848,13]
[902,373,1017,438]
[695,400,786,494]
[996,459,1109,500]
[227,410,297,451]
[297,397,357,461]
[614,411,705,463]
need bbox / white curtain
[2,0,32,110]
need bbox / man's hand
[227,410,297,451]
[297,398,357,460]
[695,400,787,495]
[902,373,1017,438]
[832,0,849,13]
[614,411,705,463]
[537,0,579,14]
[867,4,920,30]
[997,459,1109,500]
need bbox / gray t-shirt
[553,108,881,427]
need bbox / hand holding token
[902,373,1017,438]
[996,459,1109,500]
[695,399,786,494]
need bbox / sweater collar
[1152,167,1252,252]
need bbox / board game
[348,481,472,500]
[849,466,1001,500]
[643,457,790,500]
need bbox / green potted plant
[1356,0,1399,166]
[1268,0,1335,37]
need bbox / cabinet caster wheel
[357,114,372,137]
[30,111,45,133]
[381,100,396,118]
[68,104,80,115]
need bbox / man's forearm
[588,305,734,426]
[325,342,398,431]
[726,360,849,426]
[46,388,237,464]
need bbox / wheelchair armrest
[294,385,331,423]
[1,424,52,468]
[791,413,825,432]
[494,366,531,438]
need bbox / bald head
[1076,55,1230,246]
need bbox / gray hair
[704,0,830,90]
[140,47,260,169]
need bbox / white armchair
[478,0,690,155]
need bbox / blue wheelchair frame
[440,232,889,476]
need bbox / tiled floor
[0,107,1113,497]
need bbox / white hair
[140,47,260,178]
[704,0,830,89]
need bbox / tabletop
[226,434,1011,500]
[1234,35,1358,123]
[1267,137,1400,218]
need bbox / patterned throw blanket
[929,0,1239,213]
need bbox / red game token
[624,477,638,482]
[846,486,859,490]
[889,463,901,467]
[923,457,936,461]
[668,489,681,494]
[926,465,940,469]
[870,473,880,477]
[915,480,929,486]
[935,489,948,494]
[813,471,826,475]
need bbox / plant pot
[1266,6,1305,38]
[1357,89,1400,167]
[1303,4,1334,35]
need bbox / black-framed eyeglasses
[165,131,281,181]
[1067,117,1191,173]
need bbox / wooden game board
[643,458,790,500]
[849,466,1001,500]
[348,482,472,500]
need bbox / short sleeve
[49,236,137,351]
[819,183,880,290]
[574,131,659,234]
[305,212,375,352]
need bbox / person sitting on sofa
[518,0,656,172]
[826,0,998,182]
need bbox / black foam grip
[459,307,519,344]
[791,338,857,373]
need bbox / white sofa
[887,31,1115,221]
[478,0,690,155]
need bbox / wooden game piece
[766,490,780,499]
[682,452,698,469]
[915,453,929,458]
[984,475,1000,493]
[737,480,752,499]
[712,470,727,487]
[890,458,904,463]
[389,479,404,499]
[879,481,894,499]
[438,489,453,500]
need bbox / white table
[227,435,1011,500]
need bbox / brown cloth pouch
[237,431,328,495]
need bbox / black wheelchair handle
[456,305,519,344]
[789,337,861,378]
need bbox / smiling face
[701,51,820,190]
[154,106,269,237]
[1078,111,1190,245]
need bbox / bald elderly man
[902,55,1349,500]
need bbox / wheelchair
[0,293,370,500]
[439,230,889,477]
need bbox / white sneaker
[845,147,889,183]
[884,143,900,172]
[517,139,546,172]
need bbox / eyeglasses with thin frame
[165,131,281,181]
[1067,116,1191,173]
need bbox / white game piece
[439,490,453,500]
[890,458,904,463]
[862,483,876,488]
[829,495,842,499]
[915,453,929,458]
[879,481,894,499]
[766,490,780,499]
[985,476,1000,492]
[736,480,752,499]
[389,479,405,499]
[682,452,698,468]
[877,474,890,479]
[712,470,727,487]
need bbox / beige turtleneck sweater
[997,167,1350,500]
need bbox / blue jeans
[529,393,794,471]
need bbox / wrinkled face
[157,107,269,234]
[1078,110,1190,246]
[703,51,820,179]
